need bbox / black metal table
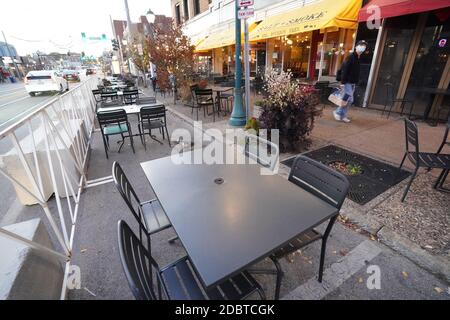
[141,156,338,289]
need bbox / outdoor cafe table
[96,101,163,115]
[140,156,338,289]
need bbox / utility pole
[2,30,22,80]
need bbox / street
[0,82,59,132]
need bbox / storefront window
[283,33,311,78]
[271,38,283,72]
[404,9,450,117]
[372,14,419,106]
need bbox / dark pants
[151,78,157,92]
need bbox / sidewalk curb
[377,226,450,283]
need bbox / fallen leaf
[80,249,87,253]
[358,277,363,283]
[332,250,337,255]
[339,249,349,256]
[369,235,377,241]
[402,271,408,278]
[434,287,443,294]
[424,245,433,249]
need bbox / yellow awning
[250,0,362,41]
[196,28,235,51]
[195,23,259,52]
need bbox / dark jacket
[340,53,361,84]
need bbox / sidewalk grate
[282,145,411,205]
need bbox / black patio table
[141,156,338,289]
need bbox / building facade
[172,0,361,81]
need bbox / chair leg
[401,168,418,202]
[269,256,284,300]
[101,134,109,159]
[118,133,125,153]
[434,169,446,189]
[319,216,337,283]
[165,126,171,147]
[129,132,135,154]
[398,153,407,171]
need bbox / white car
[24,70,69,96]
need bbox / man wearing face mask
[333,40,368,123]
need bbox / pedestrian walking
[149,60,157,93]
[333,40,368,123]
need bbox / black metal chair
[138,105,171,149]
[123,89,139,105]
[92,89,103,107]
[437,117,450,155]
[194,89,218,122]
[117,220,266,300]
[383,83,415,119]
[399,118,450,201]
[244,134,279,172]
[265,155,349,300]
[216,87,233,115]
[137,96,157,105]
[101,91,120,104]
[97,110,135,158]
[112,162,173,254]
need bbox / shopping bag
[328,88,347,107]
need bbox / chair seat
[104,124,128,135]
[142,120,165,130]
[271,229,322,260]
[412,152,450,168]
[140,199,171,234]
[198,99,214,106]
[160,257,261,300]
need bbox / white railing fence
[0,76,99,299]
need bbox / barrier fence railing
[0,76,99,299]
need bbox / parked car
[24,70,69,96]
[63,70,80,82]
[86,68,96,75]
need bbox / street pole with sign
[236,1,254,124]
[229,1,246,127]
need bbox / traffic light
[101,34,107,41]
[111,39,119,51]
[81,32,86,41]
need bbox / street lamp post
[229,0,246,127]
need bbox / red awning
[358,0,450,22]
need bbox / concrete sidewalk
[64,93,449,300]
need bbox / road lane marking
[0,95,57,130]
[0,90,27,99]
[0,95,30,109]
[282,240,382,300]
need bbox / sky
[0,0,172,56]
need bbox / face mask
[355,45,366,54]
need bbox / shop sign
[238,8,254,19]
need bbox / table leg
[435,169,449,193]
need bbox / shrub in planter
[258,68,321,153]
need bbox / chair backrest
[404,118,420,159]
[137,97,157,105]
[97,109,128,128]
[140,105,166,122]
[195,89,213,103]
[92,89,103,102]
[244,134,279,172]
[288,155,350,209]
[123,90,139,105]
[117,220,161,300]
[101,91,119,102]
